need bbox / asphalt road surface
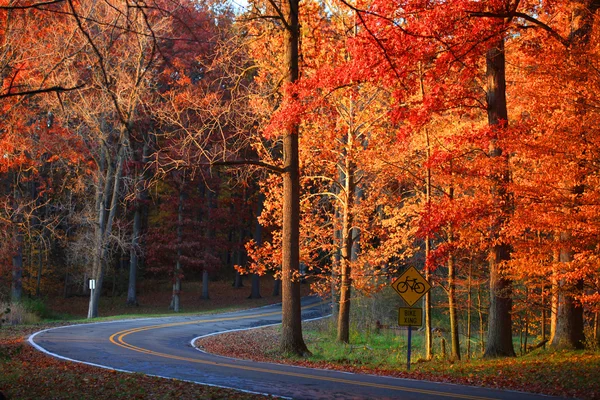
[30,297,565,400]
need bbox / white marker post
[89,279,96,307]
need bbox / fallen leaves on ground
[0,325,271,400]
[197,324,600,400]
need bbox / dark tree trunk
[551,233,584,349]
[448,233,461,361]
[249,195,263,299]
[484,38,515,358]
[170,190,184,312]
[279,0,308,356]
[11,234,23,303]
[272,278,281,297]
[35,240,43,298]
[127,140,150,306]
[337,155,355,343]
[424,127,433,360]
[548,0,599,351]
[201,270,210,300]
[595,311,600,348]
[88,143,125,318]
[551,282,584,349]
[127,205,141,306]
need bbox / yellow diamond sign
[391,266,431,306]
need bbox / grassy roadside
[196,319,600,400]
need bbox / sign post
[89,279,96,311]
[391,266,431,371]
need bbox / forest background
[1,0,600,381]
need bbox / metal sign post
[407,325,412,371]
[391,267,431,371]
[398,307,422,371]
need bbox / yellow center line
[108,302,496,400]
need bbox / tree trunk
[11,234,23,304]
[171,190,184,312]
[233,271,244,288]
[548,2,598,350]
[127,205,141,306]
[484,37,515,358]
[424,126,433,360]
[279,0,308,356]
[448,230,461,361]
[201,269,210,300]
[551,262,559,342]
[10,172,23,304]
[446,170,460,361]
[88,144,125,318]
[249,195,263,299]
[477,283,485,355]
[550,232,584,349]
[273,278,281,296]
[35,240,43,298]
[337,176,354,343]
[337,132,356,343]
[594,311,600,349]
[127,140,149,306]
[467,262,472,359]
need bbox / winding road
[30,297,564,399]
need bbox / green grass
[295,319,600,399]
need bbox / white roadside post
[89,279,96,317]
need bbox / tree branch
[0,0,64,10]
[0,84,84,99]
[211,159,285,174]
[468,11,569,47]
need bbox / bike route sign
[391,266,431,306]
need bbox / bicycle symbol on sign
[396,277,426,294]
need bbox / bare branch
[0,83,85,99]
[0,0,64,10]
[211,159,285,174]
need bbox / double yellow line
[109,304,496,400]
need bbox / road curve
[30,297,563,400]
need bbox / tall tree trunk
[424,125,433,360]
[127,140,149,306]
[35,239,43,298]
[550,232,584,349]
[594,311,600,349]
[448,231,461,361]
[477,283,485,355]
[279,0,308,356]
[548,0,598,351]
[337,168,355,343]
[171,190,184,312]
[88,144,125,318]
[88,152,112,319]
[11,233,23,304]
[551,261,559,342]
[467,262,472,359]
[484,37,515,358]
[447,168,460,361]
[10,172,23,304]
[127,206,141,306]
[249,194,263,299]
[202,269,210,300]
